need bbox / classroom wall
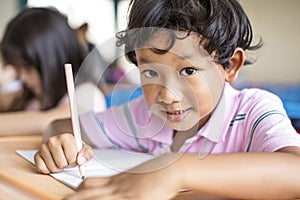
[239,0,300,84]
[0,0,299,84]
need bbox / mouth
[163,109,190,122]
[166,110,186,115]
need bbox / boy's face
[135,31,226,131]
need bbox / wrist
[173,153,203,191]
[172,153,190,190]
[162,153,187,191]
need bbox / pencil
[64,63,86,179]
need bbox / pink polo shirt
[80,83,300,156]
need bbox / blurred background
[1,0,299,83]
[0,0,129,47]
[0,0,299,131]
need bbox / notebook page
[17,148,155,189]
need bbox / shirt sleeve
[79,111,115,149]
[79,97,154,152]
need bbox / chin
[167,121,198,131]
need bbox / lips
[164,109,190,122]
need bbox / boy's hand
[64,154,182,200]
[34,133,93,174]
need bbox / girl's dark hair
[116,0,262,69]
[1,7,85,110]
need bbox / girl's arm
[0,103,70,136]
[0,82,106,136]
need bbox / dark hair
[1,7,85,110]
[116,0,262,69]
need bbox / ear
[225,48,245,82]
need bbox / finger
[59,134,78,167]
[77,144,94,165]
[39,143,64,173]
[46,136,71,169]
[34,151,50,174]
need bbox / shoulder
[234,87,299,152]
[240,87,282,102]
[238,87,286,114]
[222,85,287,127]
[235,87,288,132]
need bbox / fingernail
[77,156,86,165]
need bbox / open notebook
[17,148,155,189]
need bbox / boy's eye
[143,70,158,78]
[180,67,197,76]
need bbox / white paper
[17,148,155,189]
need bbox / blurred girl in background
[0,7,106,135]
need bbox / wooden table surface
[0,135,74,199]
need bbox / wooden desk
[0,135,223,200]
[0,135,74,199]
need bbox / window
[27,0,130,46]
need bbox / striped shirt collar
[197,83,240,142]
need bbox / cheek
[199,67,225,105]
[189,79,213,110]
[187,71,223,116]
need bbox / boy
[35,0,300,199]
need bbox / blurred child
[0,7,106,135]
[0,53,22,110]
[34,0,300,199]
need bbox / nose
[157,84,183,104]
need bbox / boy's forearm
[175,152,300,199]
